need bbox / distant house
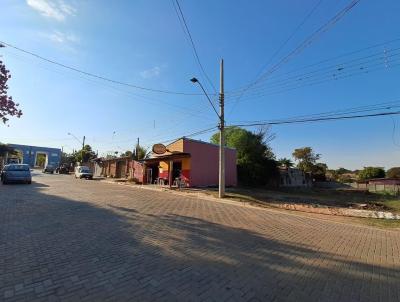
[4,144,61,168]
[279,167,312,188]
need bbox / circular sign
[152,144,167,155]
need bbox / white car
[74,166,93,179]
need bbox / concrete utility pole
[190,59,225,198]
[82,136,86,150]
[219,59,225,198]
[136,137,139,160]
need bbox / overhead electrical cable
[173,0,217,94]
[226,47,400,98]
[226,37,400,95]
[228,111,400,127]
[0,40,212,96]
[228,0,323,115]
[229,0,361,112]
[225,57,400,104]
[230,100,400,124]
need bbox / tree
[336,167,351,175]
[210,126,278,186]
[74,145,96,163]
[278,158,294,168]
[312,163,328,181]
[386,167,400,179]
[135,145,148,160]
[358,167,385,181]
[1,55,22,124]
[0,143,16,157]
[121,150,133,158]
[292,147,320,173]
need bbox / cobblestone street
[1,172,399,301]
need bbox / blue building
[6,144,61,168]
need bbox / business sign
[152,144,167,155]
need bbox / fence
[348,182,400,195]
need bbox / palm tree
[278,157,294,168]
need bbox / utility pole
[136,137,139,160]
[81,136,86,164]
[219,59,225,198]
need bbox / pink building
[140,138,237,187]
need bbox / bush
[358,167,385,180]
[387,167,400,179]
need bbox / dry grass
[184,186,400,213]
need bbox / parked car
[74,166,93,179]
[1,164,32,184]
[43,164,55,174]
[56,164,69,174]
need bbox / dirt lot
[186,186,400,213]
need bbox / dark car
[56,165,69,174]
[1,164,32,184]
[43,164,55,174]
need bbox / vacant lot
[192,186,400,213]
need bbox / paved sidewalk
[0,173,399,301]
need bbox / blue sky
[1,0,400,169]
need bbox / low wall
[273,203,400,220]
[347,182,400,194]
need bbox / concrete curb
[99,179,400,220]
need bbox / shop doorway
[146,164,159,184]
[173,161,182,180]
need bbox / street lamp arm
[67,133,83,145]
[193,80,220,118]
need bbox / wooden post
[169,160,173,189]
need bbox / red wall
[183,139,237,187]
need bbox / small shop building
[139,138,237,187]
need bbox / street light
[68,132,86,164]
[190,78,220,118]
[191,60,225,198]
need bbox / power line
[228,0,323,115]
[173,0,217,94]
[226,47,400,97]
[2,46,216,122]
[0,40,210,96]
[230,100,400,124]
[225,48,400,101]
[230,102,400,124]
[229,0,361,112]
[225,57,400,104]
[227,37,400,96]
[228,110,400,127]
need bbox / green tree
[358,167,385,180]
[386,167,400,179]
[336,167,351,175]
[292,147,320,173]
[278,157,294,168]
[75,145,96,163]
[0,143,16,157]
[121,150,133,158]
[135,145,148,160]
[210,126,278,186]
[312,163,328,181]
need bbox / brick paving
[0,173,399,302]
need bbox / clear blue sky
[1,0,399,169]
